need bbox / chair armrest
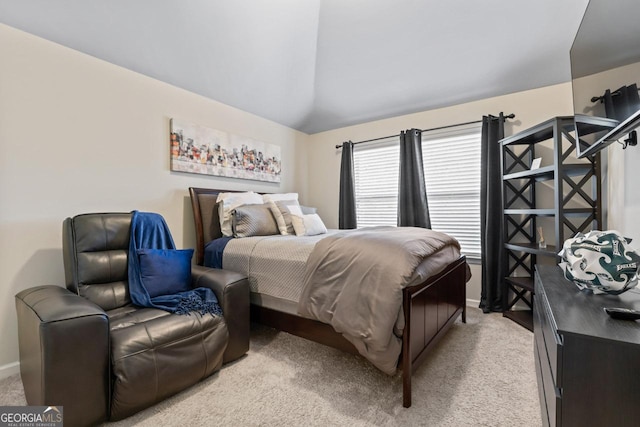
[15,285,110,427]
[192,265,249,363]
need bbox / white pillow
[291,213,327,237]
[216,191,263,237]
[287,204,303,216]
[262,193,298,203]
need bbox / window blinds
[352,123,482,260]
[422,123,482,259]
[353,137,399,228]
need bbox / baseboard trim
[466,298,480,307]
[0,361,20,380]
[465,299,530,312]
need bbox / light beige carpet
[0,308,541,426]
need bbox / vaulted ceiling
[0,0,589,134]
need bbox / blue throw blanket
[128,211,222,316]
[204,236,233,268]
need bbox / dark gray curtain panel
[479,114,506,313]
[338,141,357,229]
[397,129,431,228]
[603,84,640,122]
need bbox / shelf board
[563,208,596,216]
[501,115,616,147]
[562,163,596,176]
[505,276,534,293]
[504,208,555,216]
[501,116,573,146]
[503,163,594,182]
[505,242,558,256]
[501,115,617,147]
[503,165,554,181]
[572,114,619,136]
[503,208,594,216]
[503,310,533,331]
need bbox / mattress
[220,231,339,314]
[215,229,461,316]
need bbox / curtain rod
[591,86,640,103]
[334,113,516,149]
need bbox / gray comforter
[297,226,462,375]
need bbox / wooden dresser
[534,265,640,427]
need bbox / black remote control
[604,307,640,320]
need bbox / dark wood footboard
[401,255,467,407]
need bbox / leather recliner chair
[15,213,250,426]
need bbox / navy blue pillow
[137,249,194,298]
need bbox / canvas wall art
[170,119,282,183]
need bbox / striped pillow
[231,204,279,238]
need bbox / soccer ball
[558,230,640,295]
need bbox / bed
[189,187,469,407]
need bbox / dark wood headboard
[189,187,234,265]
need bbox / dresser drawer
[535,274,563,388]
[535,335,561,426]
[533,300,548,369]
[534,337,551,427]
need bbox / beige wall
[571,61,640,240]
[607,131,640,242]
[0,24,309,373]
[306,83,576,304]
[4,22,635,376]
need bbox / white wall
[306,83,576,304]
[0,24,309,373]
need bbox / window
[422,123,482,259]
[352,123,482,260]
[353,137,399,228]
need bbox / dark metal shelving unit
[500,116,609,331]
